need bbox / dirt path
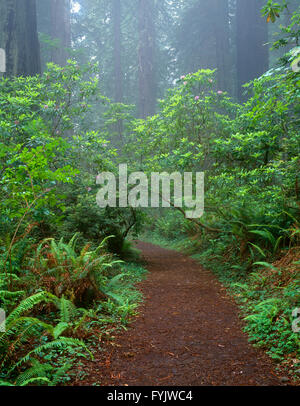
[75,241,282,386]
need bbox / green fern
[6,291,56,325]
[14,359,53,386]
[11,337,93,372]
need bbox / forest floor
[72,241,286,386]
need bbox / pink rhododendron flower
[217,91,223,95]
[194,96,200,101]
[184,81,187,85]
[180,75,185,80]
[208,79,213,83]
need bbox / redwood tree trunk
[0,0,41,76]
[113,0,123,103]
[236,0,269,101]
[138,0,156,118]
[212,0,231,93]
[50,0,71,66]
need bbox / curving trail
[74,241,282,386]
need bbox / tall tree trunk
[212,0,232,93]
[112,0,124,141]
[236,0,269,101]
[138,0,156,118]
[210,0,232,93]
[0,0,41,76]
[50,0,71,66]
[113,0,123,103]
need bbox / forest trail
[75,242,282,386]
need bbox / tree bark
[236,0,269,102]
[0,0,41,76]
[113,0,123,103]
[50,0,71,66]
[138,0,156,118]
[212,0,232,93]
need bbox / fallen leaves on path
[71,242,285,386]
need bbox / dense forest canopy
[0,0,299,387]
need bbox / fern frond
[19,377,51,386]
[15,359,52,386]
[0,379,14,386]
[6,292,56,325]
[53,322,69,339]
[58,297,76,323]
[0,290,25,298]
[11,337,93,371]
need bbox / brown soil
[73,241,284,386]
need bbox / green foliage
[0,237,147,385]
[0,61,148,386]
[134,56,299,250]
[262,0,287,23]
[1,2,299,384]
[21,234,123,305]
[0,290,92,385]
[262,1,300,49]
[59,188,144,256]
[148,210,191,241]
[0,62,99,259]
[96,262,147,325]
[140,47,299,378]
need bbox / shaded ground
[73,241,283,386]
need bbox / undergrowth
[0,235,147,386]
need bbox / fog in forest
[0,0,299,388]
[1,0,298,112]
